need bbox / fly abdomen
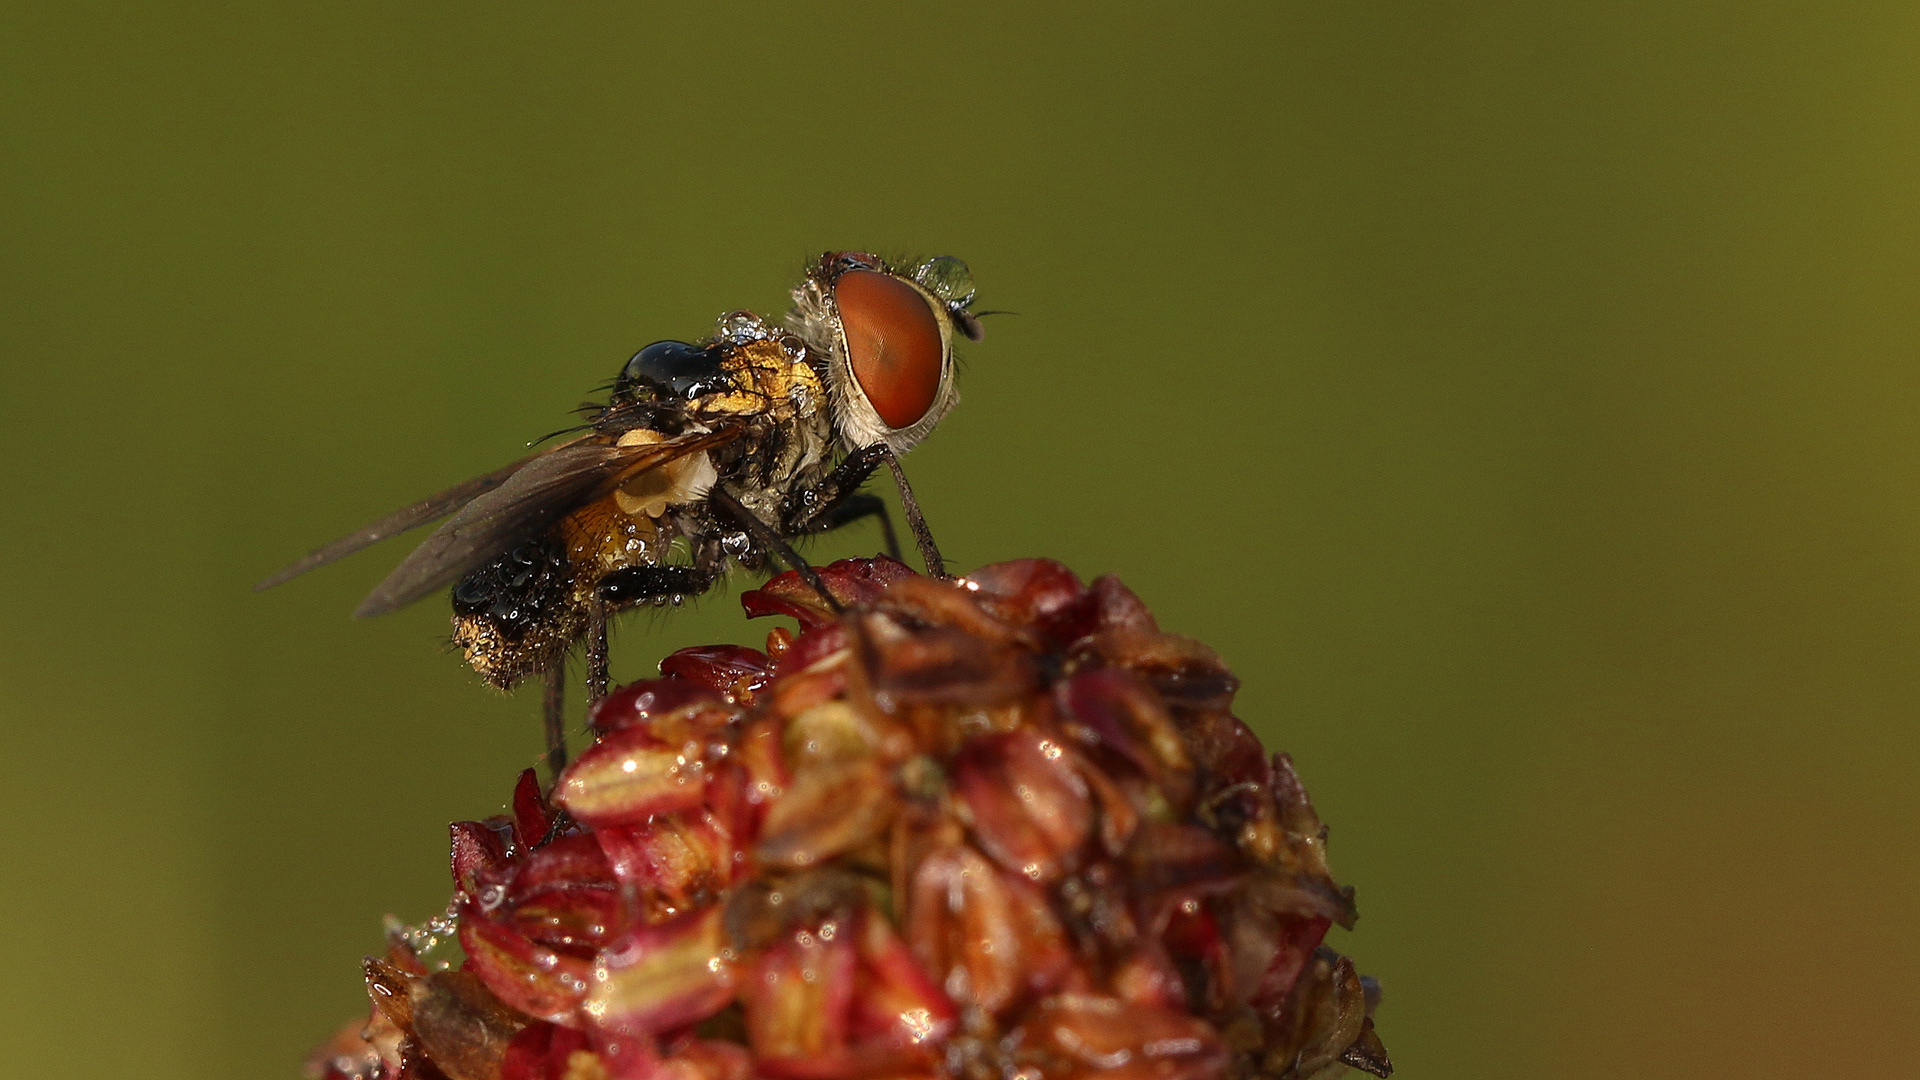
[450,532,582,689]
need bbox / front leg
[809,493,902,562]
[782,444,943,575]
[782,443,891,534]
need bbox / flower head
[309,556,1391,1080]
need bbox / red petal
[770,622,850,681]
[503,832,625,953]
[501,1023,592,1080]
[743,555,908,628]
[512,884,623,956]
[734,717,789,820]
[594,812,735,920]
[556,726,712,827]
[1183,712,1273,813]
[1057,668,1194,806]
[457,897,593,1025]
[451,819,513,896]
[1083,575,1160,636]
[756,699,908,869]
[500,1021,557,1080]
[587,1030,662,1080]
[756,757,896,870]
[660,644,773,700]
[960,558,1086,627]
[850,909,957,1053]
[511,831,618,895]
[589,678,732,735]
[952,730,1092,884]
[656,1038,752,1080]
[587,906,737,1037]
[511,768,556,852]
[1124,823,1245,933]
[742,919,858,1062]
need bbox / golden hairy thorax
[688,336,826,427]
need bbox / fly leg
[542,661,567,782]
[809,493,902,561]
[584,599,609,707]
[879,447,945,578]
[711,488,841,613]
[782,445,912,562]
[580,563,719,719]
[784,444,944,578]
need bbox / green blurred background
[4,3,1916,1077]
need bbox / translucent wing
[252,444,578,593]
[353,428,738,618]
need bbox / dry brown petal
[856,610,1040,709]
[365,954,419,1034]
[874,576,1031,644]
[1338,1019,1392,1080]
[1057,669,1195,810]
[1091,629,1238,713]
[410,970,530,1080]
[302,1015,386,1080]
[1259,949,1376,1080]
[1010,993,1227,1080]
[721,868,872,953]
[1266,754,1338,883]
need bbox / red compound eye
[835,270,944,429]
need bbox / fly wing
[252,446,572,593]
[352,428,738,618]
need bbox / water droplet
[715,310,765,342]
[915,255,975,306]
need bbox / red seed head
[312,556,1392,1080]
